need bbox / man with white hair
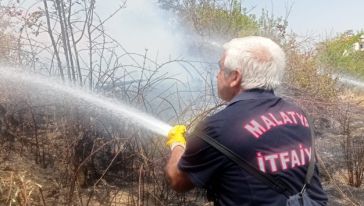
[165,36,328,205]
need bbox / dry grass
[0,171,45,206]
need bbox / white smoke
[99,0,189,60]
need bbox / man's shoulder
[278,97,306,113]
[203,106,230,122]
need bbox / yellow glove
[166,125,187,150]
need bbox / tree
[316,32,364,78]
[159,0,258,39]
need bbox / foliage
[285,37,338,100]
[159,0,291,51]
[316,32,364,78]
[159,0,258,39]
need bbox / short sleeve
[178,118,226,188]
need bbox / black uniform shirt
[178,89,328,206]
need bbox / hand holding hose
[166,125,187,150]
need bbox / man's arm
[165,146,195,192]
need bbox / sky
[243,0,364,39]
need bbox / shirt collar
[227,89,276,106]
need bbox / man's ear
[229,70,242,87]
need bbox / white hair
[222,36,286,90]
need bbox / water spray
[0,67,172,137]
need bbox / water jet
[0,67,172,137]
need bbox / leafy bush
[159,0,258,38]
[284,38,338,100]
[316,32,364,78]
